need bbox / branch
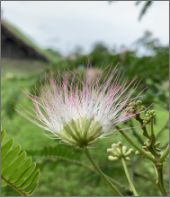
[115,126,155,162]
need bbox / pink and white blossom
[26,68,137,147]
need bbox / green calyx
[58,117,103,148]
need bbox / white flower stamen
[26,68,137,147]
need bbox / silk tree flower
[25,69,137,148]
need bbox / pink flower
[26,68,137,148]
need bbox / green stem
[84,148,123,196]
[160,146,169,163]
[2,175,27,196]
[155,163,167,195]
[116,126,155,162]
[38,156,130,193]
[62,157,129,193]
[135,114,150,138]
[44,156,125,189]
[150,119,155,140]
[128,120,143,145]
[121,158,139,196]
[148,119,160,158]
[134,171,155,184]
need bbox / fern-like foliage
[1,131,40,196]
[28,143,82,161]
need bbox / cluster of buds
[125,100,144,114]
[107,142,134,161]
[142,139,161,155]
[143,110,156,125]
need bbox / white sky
[2,1,169,55]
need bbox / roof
[1,19,51,62]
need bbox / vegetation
[1,27,169,196]
[1,131,40,196]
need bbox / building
[1,19,49,62]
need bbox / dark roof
[1,20,50,62]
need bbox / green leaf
[1,131,40,196]
[28,143,82,161]
[2,138,14,159]
[138,1,153,20]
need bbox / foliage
[1,27,168,196]
[110,1,153,20]
[135,1,153,20]
[1,131,40,196]
[28,143,83,161]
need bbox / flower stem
[43,155,129,193]
[155,163,167,195]
[160,146,169,163]
[135,114,150,138]
[121,158,139,196]
[116,126,155,162]
[84,148,123,196]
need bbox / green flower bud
[143,109,156,125]
[108,155,119,161]
[125,100,144,114]
[135,150,140,155]
[107,142,134,161]
[136,100,142,105]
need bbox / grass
[1,66,169,196]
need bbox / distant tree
[134,30,160,52]
[91,42,110,54]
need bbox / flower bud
[125,100,144,114]
[143,109,156,124]
[108,155,119,161]
[107,142,134,161]
[135,150,140,155]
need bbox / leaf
[138,1,153,20]
[28,143,83,161]
[1,131,40,196]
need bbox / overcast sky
[2,1,169,55]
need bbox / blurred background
[1,1,169,196]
